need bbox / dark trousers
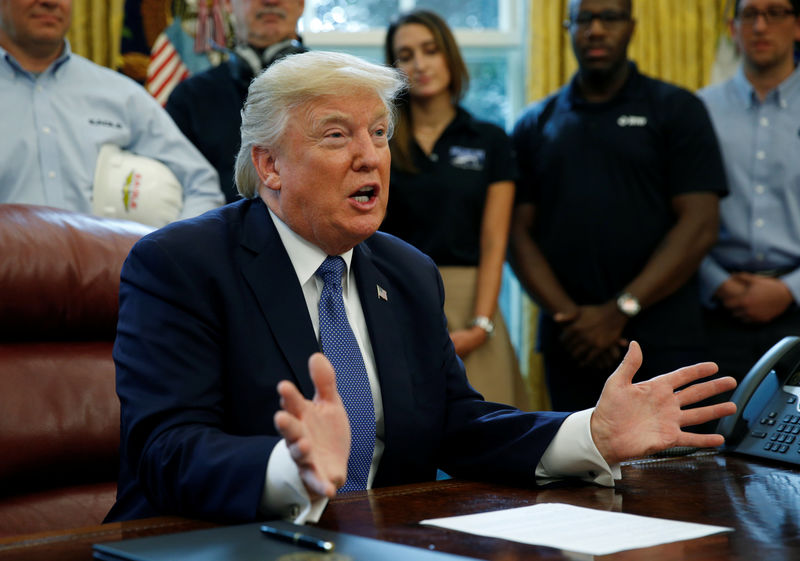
[542,340,705,412]
[703,306,800,388]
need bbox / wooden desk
[1,451,798,560]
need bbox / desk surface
[1,451,798,560]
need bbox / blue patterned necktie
[316,256,375,492]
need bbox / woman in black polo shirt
[381,10,528,409]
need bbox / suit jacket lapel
[351,242,414,449]
[240,200,318,397]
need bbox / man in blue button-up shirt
[0,0,225,224]
[698,0,800,386]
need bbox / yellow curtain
[629,0,727,91]
[67,0,125,69]
[527,1,575,105]
[519,0,730,411]
[528,0,729,100]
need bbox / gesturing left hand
[590,341,737,466]
[274,353,351,499]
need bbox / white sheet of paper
[420,503,733,556]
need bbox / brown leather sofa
[0,204,151,537]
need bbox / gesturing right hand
[274,353,351,499]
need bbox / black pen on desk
[260,524,335,552]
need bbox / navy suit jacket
[106,198,569,523]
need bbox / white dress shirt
[260,209,618,523]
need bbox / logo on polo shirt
[617,115,648,127]
[449,146,486,171]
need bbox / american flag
[144,1,227,106]
[145,32,190,106]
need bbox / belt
[738,266,797,278]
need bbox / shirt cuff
[780,268,800,306]
[261,439,329,524]
[699,256,729,307]
[535,408,621,487]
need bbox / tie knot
[316,256,346,287]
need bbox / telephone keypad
[762,442,791,453]
[728,337,800,465]
[755,410,800,454]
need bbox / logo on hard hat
[122,170,142,212]
[93,144,183,227]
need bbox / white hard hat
[92,144,183,228]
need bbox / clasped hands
[555,302,628,369]
[715,273,793,323]
[274,344,737,496]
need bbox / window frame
[298,0,527,130]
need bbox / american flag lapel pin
[376,284,388,301]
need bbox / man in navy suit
[106,51,737,525]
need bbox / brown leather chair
[0,204,151,537]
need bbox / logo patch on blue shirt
[88,118,123,129]
[449,146,486,171]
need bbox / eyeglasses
[737,6,796,26]
[564,10,632,30]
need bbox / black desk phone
[717,336,800,464]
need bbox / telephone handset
[717,336,800,464]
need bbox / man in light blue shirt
[0,0,224,222]
[698,0,800,386]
